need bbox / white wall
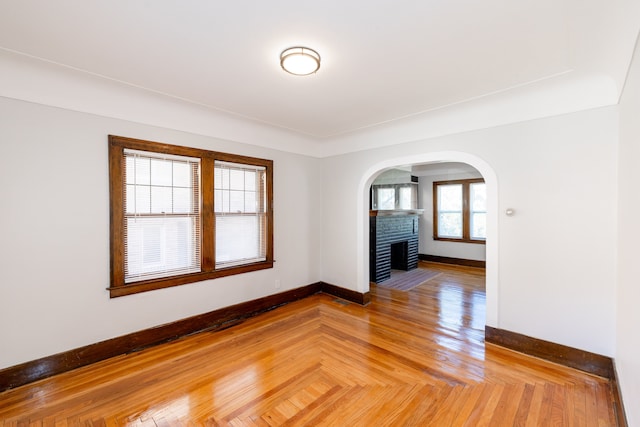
[616,32,640,426]
[417,171,486,261]
[0,97,322,370]
[371,168,413,185]
[322,107,618,356]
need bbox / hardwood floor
[0,263,617,425]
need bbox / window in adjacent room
[375,187,396,210]
[109,135,273,297]
[433,178,486,243]
[371,184,418,210]
[469,181,487,240]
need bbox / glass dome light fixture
[280,46,321,76]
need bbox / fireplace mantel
[370,209,424,217]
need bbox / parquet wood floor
[0,263,617,425]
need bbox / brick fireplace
[369,210,422,283]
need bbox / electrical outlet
[275,279,281,289]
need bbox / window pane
[438,213,463,238]
[134,157,150,185]
[151,186,172,213]
[437,184,462,238]
[399,186,412,209]
[229,169,244,191]
[229,190,244,212]
[214,168,229,190]
[438,184,462,211]
[377,188,395,210]
[221,189,229,212]
[214,189,223,213]
[123,148,201,283]
[142,224,161,265]
[471,212,486,239]
[134,185,151,214]
[126,184,136,213]
[245,191,256,213]
[214,161,267,269]
[245,171,256,191]
[150,158,172,186]
[125,216,200,282]
[173,161,191,187]
[125,156,136,185]
[471,183,486,211]
[173,188,191,213]
[215,215,266,267]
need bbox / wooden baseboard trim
[0,291,626,424]
[419,254,486,268]
[0,283,322,392]
[485,326,627,426]
[611,360,629,427]
[0,280,370,393]
[321,282,371,305]
[485,326,613,378]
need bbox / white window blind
[124,149,201,283]
[214,161,267,269]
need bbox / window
[398,186,413,210]
[109,135,273,297]
[376,187,396,210]
[469,181,487,240]
[214,161,267,269]
[371,184,418,210]
[124,149,201,283]
[433,178,486,243]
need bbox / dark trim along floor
[0,285,626,426]
[418,254,486,268]
[0,282,367,392]
[485,326,627,427]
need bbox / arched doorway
[356,151,499,327]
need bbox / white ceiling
[0,1,638,148]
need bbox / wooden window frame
[433,178,486,244]
[109,135,274,298]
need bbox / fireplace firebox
[390,241,409,270]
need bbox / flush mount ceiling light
[280,46,321,76]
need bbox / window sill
[108,260,274,298]
[433,237,486,245]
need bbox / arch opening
[357,151,499,327]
